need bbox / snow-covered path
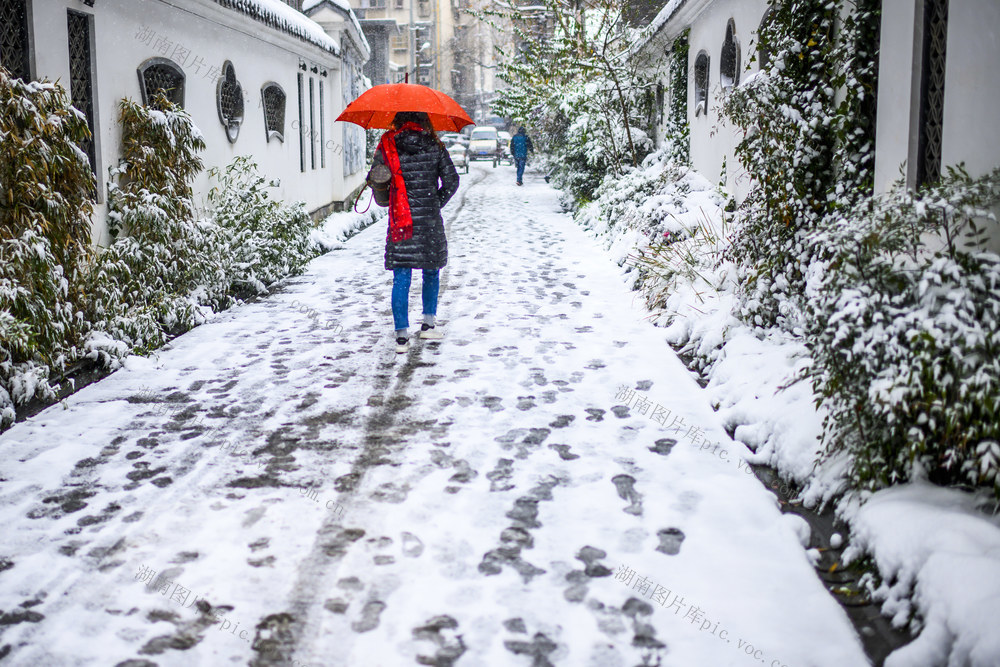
[0,163,868,667]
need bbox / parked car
[448,142,469,173]
[496,131,514,166]
[439,132,462,148]
[468,125,500,166]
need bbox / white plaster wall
[28,0,347,246]
[685,0,769,203]
[872,0,922,192]
[940,0,1000,179]
[874,0,1000,191]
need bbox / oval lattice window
[138,58,185,108]
[261,82,286,142]
[216,61,244,143]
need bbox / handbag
[367,163,392,207]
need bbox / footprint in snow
[610,405,631,419]
[349,599,390,632]
[611,474,643,516]
[548,444,579,461]
[401,531,424,557]
[412,615,466,666]
[549,415,575,428]
[649,438,676,456]
[503,631,558,667]
[656,528,686,556]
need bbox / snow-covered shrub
[480,0,661,204]
[207,155,316,296]
[575,146,728,316]
[0,68,96,426]
[806,167,1000,497]
[721,0,880,332]
[86,95,210,355]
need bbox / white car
[468,126,500,166]
[448,142,469,173]
[497,130,514,165]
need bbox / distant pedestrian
[369,111,460,354]
[510,127,534,186]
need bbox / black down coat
[372,129,460,270]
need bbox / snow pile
[576,147,838,498]
[302,0,369,55]
[571,144,1000,664]
[841,484,1000,667]
[631,0,687,55]
[215,0,340,55]
[309,204,386,252]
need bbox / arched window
[757,9,773,70]
[694,51,709,117]
[261,82,286,142]
[216,60,244,143]
[137,58,185,108]
[720,19,740,89]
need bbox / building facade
[347,0,501,122]
[640,0,1000,245]
[1,0,368,246]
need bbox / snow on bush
[565,1,1000,661]
[310,206,386,252]
[207,156,316,295]
[86,95,211,356]
[89,96,321,359]
[0,69,95,427]
[2,89,324,427]
[806,167,1000,497]
[480,0,661,204]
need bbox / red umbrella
[336,83,474,132]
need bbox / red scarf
[378,122,425,243]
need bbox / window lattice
[319,80,326,168]
[67,11,96,172]
[216,61,244,143]
[309,76,315,169]
[139,59,185,107]
[1,0,31,80]
[720,19,740,89]
[918,0,948,186]
[262,83,286,142]
[694,51,709,117]
[297,73,305,173]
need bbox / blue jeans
[515,157,527,183]
[392,268,439,331]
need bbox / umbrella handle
[354,183,374,215]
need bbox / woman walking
[370,111,460,354]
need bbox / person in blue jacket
[510,127,534,186]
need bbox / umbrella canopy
[336,83,474,132]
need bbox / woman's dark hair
[392,111,444,148]
[393,111,432,132]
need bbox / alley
[0,163,868,667]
